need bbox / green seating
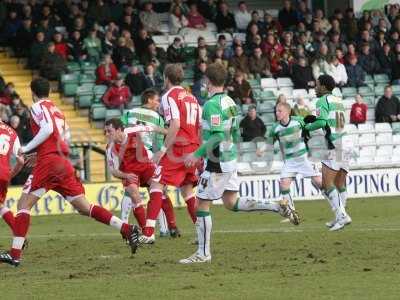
[105,109,122,120]
[341,87,357,98]
[363,96,375,106]
[374,74,389,85]
[79,73,96,85]
[375,84,386,97]
[61,73,79,96]
[358,86,374,97]
[259,90,276,101]
[260,113,275,125]
[80,61,97,74]
[90,104,107,121]
[67,62,81,73]
[76,85,94,109]
[392,85,400,96]
[258,102,275,113]
[93,85,107,96]
[184,47,196,60]
[392,122,400,134]
[364,74,374,85]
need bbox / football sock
[232,197,280,212]
[89,205,131,238]
[280,189,295,209]
[120,194,132,223]
[161,194,177,229]
[325,187,346,218]
[157,209,169,234]
[0,207,15,233]
[133,205,146,230]
[10,209,30,260]
[196,210,212,257]
[143,189,163,237]
[338,187,348,208]
[184,195,197,224]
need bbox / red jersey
[161,86,201,147]
[28,99,70,158]
[0,122,20,181]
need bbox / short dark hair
[30,77,50,98]
[105,118,124,130]
[164,64,184,85]
[318,75,336,92]
[205,62,227,87]
[141,88,158,104]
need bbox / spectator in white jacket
[327,56,348,87]
[234,1,251,32]
[169,5,189,35]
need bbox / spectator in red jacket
[102,75,131,108]
[187,3,206,30]
[350,94,368,125]
[96,54,118,85]
[53,32,68,60]
[261,33,283,56]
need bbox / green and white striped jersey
[200,92,240,173]
[268,116,308,161]
[121,107,165,152]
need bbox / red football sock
[89,205,131,238]
[10,210,31,260]
[0,207,15,234]
[161,195,176,229]
[143,189,163,237]
[133,205,146,229]
[185,195,197,224]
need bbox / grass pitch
[1,197,400,300]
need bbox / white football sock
[196,212,212,257]
[326,188,347,218]
[120,195,133,223]
[157,210,169,234]
[234,197,280,212]
[280,189,294,210]
[339,189,348,208]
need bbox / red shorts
[0,179,8,204]
[156,145,199,187]
[23,154,85,201]
[121,162,156,188]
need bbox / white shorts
[321,149,350,173]
[280,158,320,179]
[196,170,239,201]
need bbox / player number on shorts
[0,134,10,155]
[185,102,198,125]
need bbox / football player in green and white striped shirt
[179,63,298,264]
[268,102,322,215]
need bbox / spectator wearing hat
[102,75,132,109]
[239,105,266,142]
[216,34,234,60]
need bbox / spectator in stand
[336,48,345,64]
[227,70,254,105]
[312,43,330,80]
[376,31,387,51]
[315,9,331,33]
[87,0,111,26]
[40,42,66,81]
[139,2,161,34]
[140,42,166,69]
[169,5,189,35]
[247,10,263,33]
[53,32,68,60]
[342,8,358,41]
[170,0,189,15]
[216,34,234,60]
[261,33,283,56]
[213,47,229,69]
[121,30,135,53]
[291,56,315,90]
[83,29,102,64]
[215,2,236,33]
[192,61,208,105]
[112,37,134,72]
[357,29,378,54]
[346,56,366,88]
[350,94,368,125]
[327,55,348,87]
[293,97,311,117]
[196,46,212,65]
[14,18,34,57]
[281,31,296,55]
[0,83,19,106]
[120,14,140,37]
[108,0,124,23]
[198,0,217,22]
[134,28,154,61]
[229,45,250,76]
[239,105,266,142]
[102,75,132,109]
[249,47,272,78]
[234,1,251,33]
[375,85,400,123]
[0,76,5,95]
[143,64,163,91]
[187,3,207,30]
[358,43,381,75]
[167,37,185,63]
[263,12,283,35]
[377,43,395,79]
[96,54,118,85]
[392,54,400,84]
[125,66,147,96]
[278,0,298,31]
[1,10,21,47]
[102,30,116,55]
[67,30,87,62]
[327,31,347,55]
[29,31,47,69]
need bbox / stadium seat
[292,89,308,99]
[375,84,386,96]
[61,73,79,96]
[270,160,284,172]
[206,22,217,32]
[258,102,275,113]
[278,87,293,98]
[392,85,400,96]
[341,87,357,98]
[76,85,94,109]
[376,132,393,145]
[364,74,374,85]
[393,134,400,145]
[248,79,261,89]
[277,77,293,87]
[79,73,96,85]
[342,97,355,109]
[260,78,277,89]
[358,133,376,146]
[105,109,122,120]
[375,123,392,132]
[332,87,342,97]
[93,85,107,97]
[90,104,107,121]
[80,61,97,74]
[260,113,275,125]
[239,141,256,152]
[375,145,393,163]
[392,146,400,162]
[363,96,375,107]
[232,32,246,42]
[259,89,277,100]
[237,162,253,173]
[358,86,375,97]
[66,62,81,73]
[240,152,254,162]
[216,33,233,45]
[367,108,375,121]
[342,133,359,147]
[344,124,358,133]
[392,122,400,134]
[374,74,390,85]
[358,146,376,159]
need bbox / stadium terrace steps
[0,50,106,182]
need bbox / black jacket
[239,116,266,142]
[375,95,400,123]
[215,11,236,32]
[291,64,314,90]
[112,46,134,70]
[125,72,147,96]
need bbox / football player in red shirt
[140,64,201,243]
[0,78,140,267]
[0,104,24,235]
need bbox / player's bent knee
[17,193,39,211]
[69,196,91,216]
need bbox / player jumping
[0,78,140,267]
[304,75,352,231]
[179,63,298,264]
[0,104,25,235]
